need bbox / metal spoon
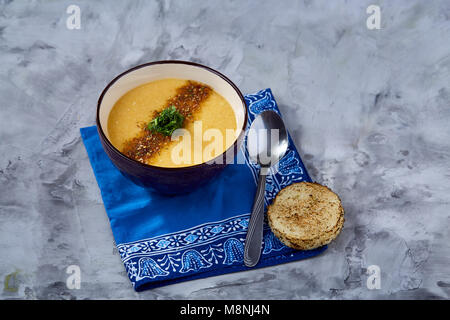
[244,110,289,267]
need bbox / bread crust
[267,182,344,250]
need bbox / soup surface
[107,78,237,167]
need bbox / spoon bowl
[247,111,289,171]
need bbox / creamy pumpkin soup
[107,78,237,167]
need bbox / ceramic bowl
[96,60,248,194]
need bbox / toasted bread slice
[267,182,344,250]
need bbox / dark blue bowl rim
[96,60,248,172]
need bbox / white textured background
[0,0,449,299]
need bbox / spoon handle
[244,171,267,267]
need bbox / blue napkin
[80,88,326,291]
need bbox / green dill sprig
[147,105,184,136]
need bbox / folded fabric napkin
[80,88,327,291]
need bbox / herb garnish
[147,105,184,136]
